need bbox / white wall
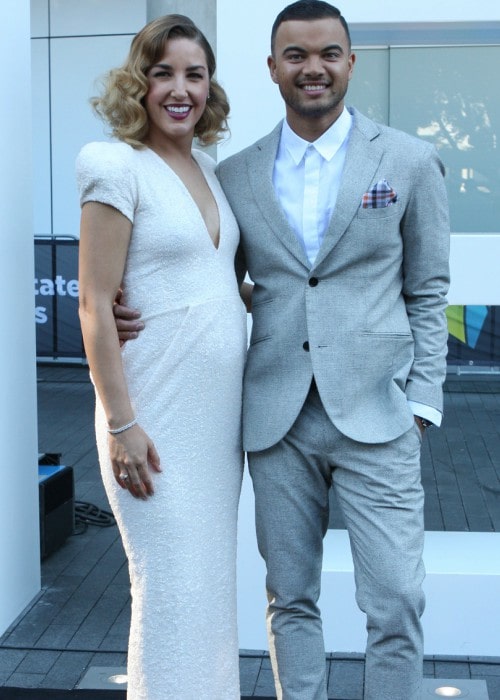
[0,0,40,635]
[31,0,146,239]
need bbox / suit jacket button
[309,277,319,287]
[303,341,310,351]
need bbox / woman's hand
[110,424,161,499]
[113,289,144,343]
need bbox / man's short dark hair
[271,1,351,55]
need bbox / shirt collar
[280,107,353,165]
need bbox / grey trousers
[248,383,425,700]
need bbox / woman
[77,15,246,699]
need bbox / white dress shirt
[272,108,442,427]
[273,107,352,266]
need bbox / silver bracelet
[107,418,138,435]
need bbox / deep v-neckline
[147,147,221,251]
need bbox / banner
[35,238,84,359]
[33,239,500,367]
[447,305,500,367]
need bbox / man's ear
[348,52,356,81]
[267,55,279,84]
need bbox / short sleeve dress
[76,141,247,700]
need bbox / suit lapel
[312,109,384,269]
[246,122,310,268]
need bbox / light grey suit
[217,108,450,700]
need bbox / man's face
[268,17,355,139]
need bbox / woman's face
[144,37,210,148]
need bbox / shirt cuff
[408,400,442,427]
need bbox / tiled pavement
[0,364,500,698]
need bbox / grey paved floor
[0,365,499,698]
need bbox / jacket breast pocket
[355,203,402,220]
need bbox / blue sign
[35,238,84,359]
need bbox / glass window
[349,45,500,234]
[390,46,500,234]
[347,47,389,125]
[349,45,500,368]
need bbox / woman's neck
[143,134,193,163]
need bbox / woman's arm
[78,202,161,498]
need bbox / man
[116,2,450,698]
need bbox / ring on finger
[119,473,129,481]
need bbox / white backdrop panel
[50,35,134,237]
[0,0,40,636]
[31,38,52,237]
[49,0,146,37]
[217,0,286,159]
[30,0,49,37]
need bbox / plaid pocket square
[361,179,398,208]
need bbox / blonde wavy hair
[91,14,229,147]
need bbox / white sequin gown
[77,142,247,700]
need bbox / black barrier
[35,237,85,360]
[33,237,500,367]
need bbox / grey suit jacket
[217,107,450,452]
